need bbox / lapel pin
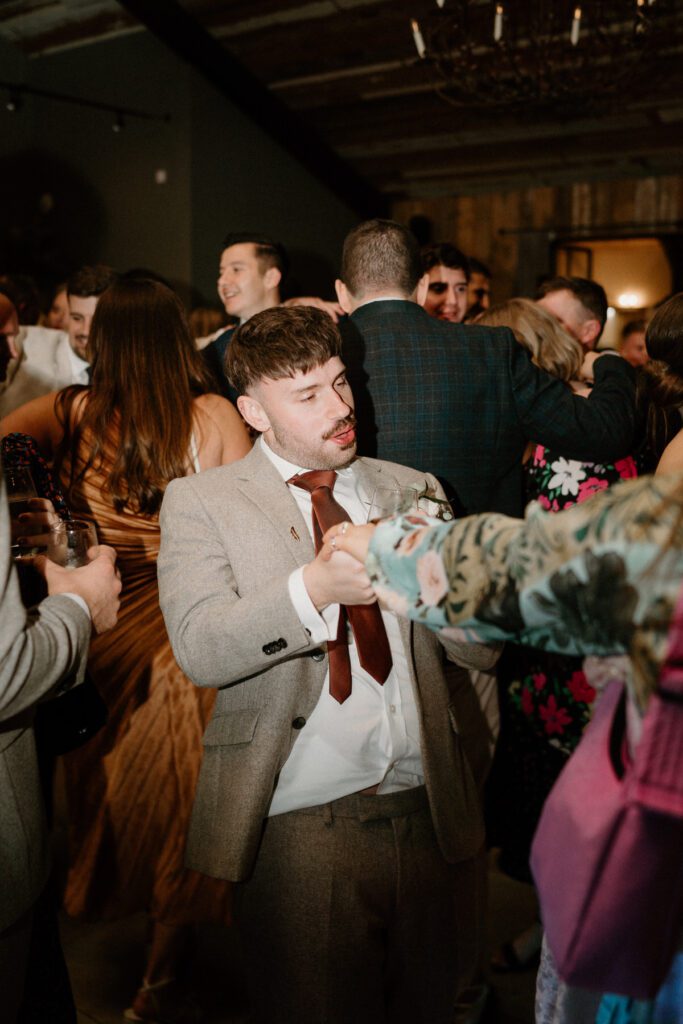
[290,526,300,541]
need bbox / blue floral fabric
[367,472,683,707]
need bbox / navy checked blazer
[340,299,637,517]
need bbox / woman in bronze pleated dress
[1,276,252,1022]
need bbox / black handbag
[34,671,108,756]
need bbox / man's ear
[415,272,430,307]
[335,279,354,314]
[237,393,270,433]
[264,266,282,293]
[579,319,601,351]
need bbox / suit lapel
[234,444,315,566]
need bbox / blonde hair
[477,297,583,382]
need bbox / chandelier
[409,0,674,112]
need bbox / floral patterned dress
[486,447,639,878]
[365,470,683,1023]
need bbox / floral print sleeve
[367,473,683,702]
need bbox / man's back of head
[337,219,423,309]
[536,275,608,351]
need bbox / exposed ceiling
[2,0,683,201]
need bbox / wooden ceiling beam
[388,155,683,199]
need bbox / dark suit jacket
[341,300,637,516]
[202,326,238,403]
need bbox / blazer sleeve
[0,465,90,722]
[158,477,313,688]
[509,337,637,463]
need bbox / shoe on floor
[123,977,202,1023]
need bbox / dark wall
[0,30,359,304]
[189,75,358,304]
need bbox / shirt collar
[355,295,411,310]
[67,343,90,376]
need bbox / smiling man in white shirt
[0,265,116,416]
[158,305,499,1024]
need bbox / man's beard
[270,414,357,470]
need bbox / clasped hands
[302,521,377,611]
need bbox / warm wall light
[606,307,616,319]
[617,292,644,309]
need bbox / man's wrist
[302,562,328,612]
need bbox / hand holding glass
[6,467,38,554]
[47,519,99,569]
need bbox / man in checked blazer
[0,460,120,1022]
[337,219,637,517]
[158,306,501,1024]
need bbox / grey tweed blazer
[0,462,90,932]
[158,444,497,882]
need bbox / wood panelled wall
[393,176,683,302]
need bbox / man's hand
[281,297,345,323]
[36,545,122,634]
[303,548,376,611]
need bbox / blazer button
[276,638,288,650]
[292,716,306,730]
[311,649,325,662]
[262,643,274,655]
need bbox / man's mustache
[322,414,356,441]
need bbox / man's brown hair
[226,305,341,396]
[340,219,423,299]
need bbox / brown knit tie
[290,470,393,704]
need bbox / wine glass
[6,466,38,555]
[367,485,419,523]
[47,519,99,569]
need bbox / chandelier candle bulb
[436,0,446,8]
[494,4,504,41]
[570,6,582,45]
[411,18,427,58]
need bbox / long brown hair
[638,293,683,460]
[56,277,212,515]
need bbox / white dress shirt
[260,438,424,816]
[66,345,90,385]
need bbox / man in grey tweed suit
[0,459,120,1022]
[158,306,500,1024]
[338,219,636,517]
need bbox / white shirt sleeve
[62,593,91,619]
[287,567,340,643]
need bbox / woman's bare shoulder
[192,393,252,467]
[656,429,683,476]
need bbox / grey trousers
[237,786,478,1024]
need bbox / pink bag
[530,587,683,999]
